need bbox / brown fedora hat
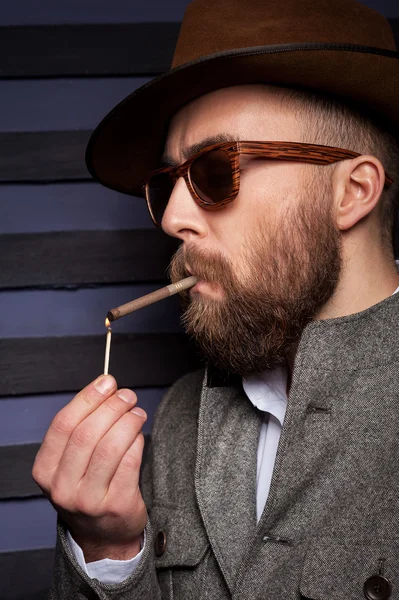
[85,0,399,198]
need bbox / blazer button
[154,530,167,557]
[363,575,392,599]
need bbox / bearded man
[33,0,399,598]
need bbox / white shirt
[242,364,287,522]
[68,285,399,583]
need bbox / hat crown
[172,0,396,68]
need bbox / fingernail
[117,389,137,404]
[130,406,147,419]
[94,375,115,394]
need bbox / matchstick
[106,275,198,323]
[103,323,112,375]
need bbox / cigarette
[106,275,198,323]
[103,324,112,375]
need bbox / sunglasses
[143,140,394,227]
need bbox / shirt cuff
[66,529,145,584]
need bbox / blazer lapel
[195,373,262,594]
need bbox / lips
[185,262,209,286]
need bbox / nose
[161,177,207,241]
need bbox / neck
[317,240,399,321]
[286,233,399,391]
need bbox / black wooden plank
[392,18,399,48]
[0,21,397,80]
[0,443,42,499]
[0,434,152,500]
[0,230,179,289]
[0,131,91,182]
[0,333,202,396]
[0,547,54,600]
[0,23,180,78]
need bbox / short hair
[277,86,399,256]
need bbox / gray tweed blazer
[50,292,399,599]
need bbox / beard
[168,176,342,378]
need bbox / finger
[33,375,117,480]
[52,388,139,490]
[78,407,147,506]
[107,422,147,501]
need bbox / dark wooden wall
[0,1,398,598]
[0,4,197,599]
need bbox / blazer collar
[196,370,262,593]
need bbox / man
[33,0,399,598]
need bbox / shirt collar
[242,364,287,425]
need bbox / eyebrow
[160,133,237,167]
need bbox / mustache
[168,244,234,285]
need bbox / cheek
[208,181,274,258]
[208,205,267,284]
[205,168,293,274]
[243,161,304,213]
[209,199,259,260]
[236,177,279,242]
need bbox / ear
[334,155,386,231]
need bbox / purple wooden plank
[0,286,182,338]
[0,183,153,235]
[0,388,166,445]
[0,0,397,27]
[0,497,56,552]
[0,78,150,132]
[358,0,399,15]
[0,0,191,26]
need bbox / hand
[32,375,148,561]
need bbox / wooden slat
[0,182,153,235]
[0,23,181,78]
[0,230,179,289]
[0,130,91,182]
[0,1,188,26]
[0,443,42,499]
[0,78,150,134]
[0,547,54,600]
[0,435,152,500]
[392,18,399,48]
[0,21,397,79]
[0,333,202,396]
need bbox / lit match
[106,275,198,323]
[103,319,112,375]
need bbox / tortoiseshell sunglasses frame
[143,140,394,226]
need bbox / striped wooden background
[0,3,196,599]
[0,1,398,598]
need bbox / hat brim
[85,42,399,197]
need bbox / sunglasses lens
[146,172,175,225]
[190,148,234,204]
